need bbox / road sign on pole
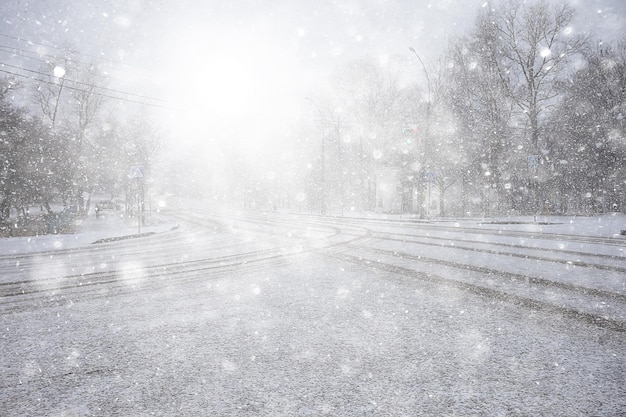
[527,155,539,169]
[424,171,436,183]
[129,166,145,233]
[129,165,144,180]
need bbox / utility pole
[129,165,145,233]
[305,97,327,215]
[409,47,433,218]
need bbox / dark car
[95,200,121,219]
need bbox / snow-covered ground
[1,208,625,416]
[2,210,624,256]
[0,209,178,255]
[337,211,626,238]
[458,213,626,238]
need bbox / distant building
[375,168,402,213]
[375,167,440,216]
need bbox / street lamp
[408,47,431,105]
[51,64,66,128]
[305,97,327,215]
[409,46,433,218]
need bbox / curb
[92,232,156,244]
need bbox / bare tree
[30,46,108,215]
[1,78,70,230]
[30,45,78,128]
[0,78,27,221]
[119,114,163,219]
[475,0,587,214]
[329,55,419,211]
[68,62,107,215]
[486,0,587,153]
[546,40,626,213]
[70,63,105,144]
[443,21,515,215]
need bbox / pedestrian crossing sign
[130,166,144,180]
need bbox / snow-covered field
[1,209,625,416]
[1,209,624,255]
[0,210,177,255]
[344,211,626,238]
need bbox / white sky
[1,0,625,160]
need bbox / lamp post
[408,47,432,105]
[409,47,433,218]
[51,64,66,128]
[305,97,327,215]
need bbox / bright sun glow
[156,26,300,155]
[173,44,259,118]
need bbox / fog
[2,2,626,415]
[3,1,621,157]
[1,0,625,214]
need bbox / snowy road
[1,208,625,416]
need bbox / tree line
[296,0,625,216]
[0,47,161,235]
[2,0,624,230]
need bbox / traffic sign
[130,165,144,180]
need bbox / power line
[0,43,169,104]
[0,68,178,110]
[0,43,63,63]
[0,32,134,68]
[0,44,110,82]
[0,32,161,90]
[0,60,169,104]
[0,32,185,111]
[0,38,155,89]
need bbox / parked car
[95,200,121,219]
